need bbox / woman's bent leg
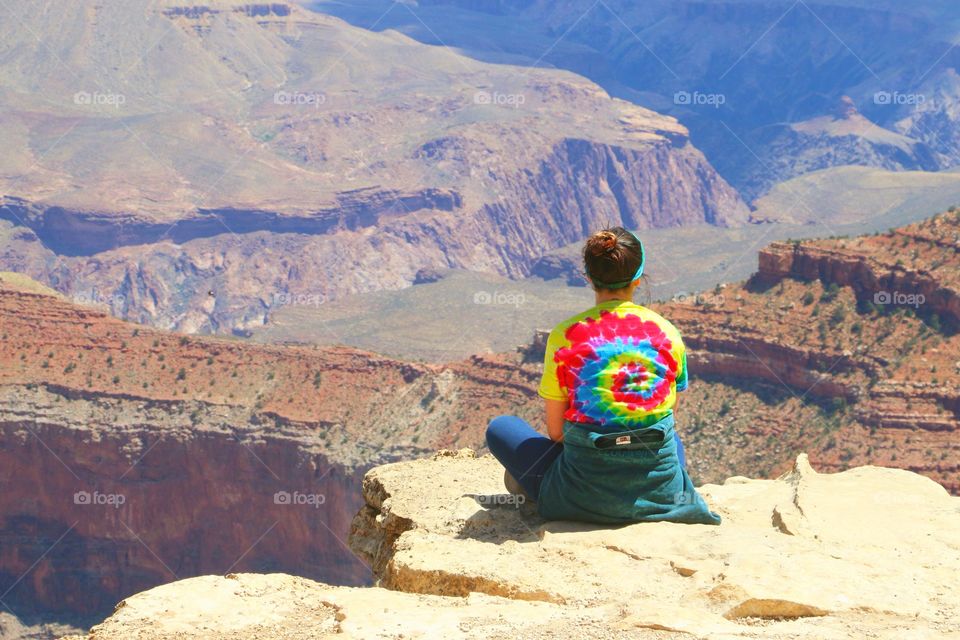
[486,415,562,499]
[673,430,687,469]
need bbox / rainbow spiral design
[555,311,679,426]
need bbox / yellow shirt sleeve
[537,328,568,401]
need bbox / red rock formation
[1,211,957,623]
[0,394,367,615]
[757,226,959,328]
[662,211,960,491]
[0,274,541,618]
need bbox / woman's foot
[503,470,528,497]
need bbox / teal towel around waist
[537,414,722,525]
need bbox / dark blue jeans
[485,415,687,499]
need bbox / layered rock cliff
[658,212,960,492]
[0,273,540,621]
[0,382,368,614]
[756,218,960,328]
[62,450,960,639]
[314,0,960,200]
[0,127,744,334]
[4,210,958,628]
[0,0,747,334]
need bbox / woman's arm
[545,398,568,442]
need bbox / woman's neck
[594,289,635,305]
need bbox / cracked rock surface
[66,450,960,639]
[349,449,960,638]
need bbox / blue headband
[587,230,645,290]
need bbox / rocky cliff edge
[65,450,960,639]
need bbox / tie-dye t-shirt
[538,299,688,428]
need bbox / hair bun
[586,230,618,257]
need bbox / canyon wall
[0,189,462,257]
[0,0,748,335]
[0,383,368,616]
[315,0,960,200]
[665,213,960,490]
[0,274,541,621]
[757,235,960,328]
[2,210,958,625]
[0,132,746,334]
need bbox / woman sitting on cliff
[486,227,721,525]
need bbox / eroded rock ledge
[66,451,960,639]
[348,450,960,631]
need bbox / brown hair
[583,226,643,290]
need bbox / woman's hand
[545,399,568,442]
